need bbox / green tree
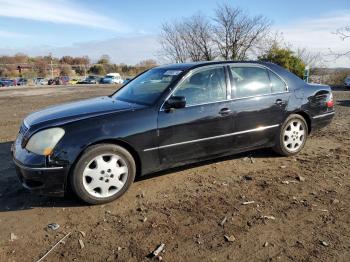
[60,65,73,76]
[88,64,106,75]
[0,67,9,77]
[97,54,110,65]
[74,65,87,76]
[258,44,305,78]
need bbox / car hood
[25,96,142,127]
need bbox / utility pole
[49,52,53,79]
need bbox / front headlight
[26,127,65,156]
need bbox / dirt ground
[0,85,349,262]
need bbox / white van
[101,73,123,84]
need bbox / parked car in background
[61,76,69,85]
[101,73,123,84]
[48,78,60,85]
[34,77,48,85]
[17,78,28,86]
[12,61,335,204]
[0,78,16,87]
[77,75,101,84]
[48,77,70,86]
[69,78,80,85]
[345,76,350,87]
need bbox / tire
[70,144,136,204]
[273,114,308,156]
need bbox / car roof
[155,60,273,71]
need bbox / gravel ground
[0,85,349,262]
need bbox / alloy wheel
[82,154,128,198]
[283,119,306,152]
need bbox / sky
[0,0,349,67]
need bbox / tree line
[0,54,157,78]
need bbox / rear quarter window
[269,71,287,93]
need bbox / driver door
[157,66,235,168]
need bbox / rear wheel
[70,144,136,204]
[273,114,308,156]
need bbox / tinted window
[113,68,181,105]
[230,67,270,98]
[269,71,287,93]
[173,67,226,106]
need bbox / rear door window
[230,67,271,98]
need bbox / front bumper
[13,159,68,197]
[12,137,68,197]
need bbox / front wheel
[70,144,136,204]
[273,114,308,156]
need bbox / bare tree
[331,26,350,59]
[159,14,215,62]
[159,4,270,62]
[182,14,216,61]
[160,22,188,63]
[212,4,271,60]
[135,59,157,68]
[296,47,324,68]
[335,26,350,41]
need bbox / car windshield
[112,68,182,105]
[105,76,114,78]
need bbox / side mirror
[164,96,186,110]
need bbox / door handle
[275,99,286,106]
[219,108,231,115]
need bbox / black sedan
[17,78,28,86]
[77,75,101,84]
[12,61,334,204]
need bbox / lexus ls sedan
[12,61,334,204]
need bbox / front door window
[173,67,227,106]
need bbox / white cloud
[53,36,160,64]
[276,10,350,67]
[0,35,161,65]
[0,0,128,32]
[0,30,27,38]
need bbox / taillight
[326,93,334,108]
[326,100,334,108]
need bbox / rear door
[227,65,290,149]
[157,65,235,167]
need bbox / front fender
[49,107,158,176]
